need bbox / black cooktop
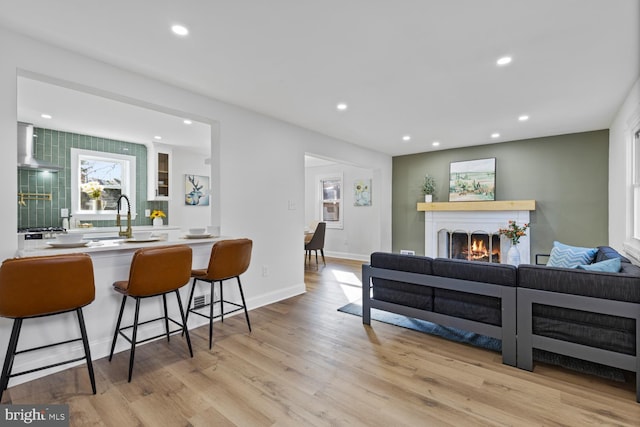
[18,227,65,233]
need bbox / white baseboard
[324,250,369,262]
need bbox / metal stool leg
[237,277,252,332]
[175,290,193,357]
[162,294,170,342]
[76,308,96,394]
[109,295,127,361]
[209,281,214,349]
[0,319,22,401]
[219,281,224,324]
[128,298,141,382]
[185,277,198,325]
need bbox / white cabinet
[147,143,172,201]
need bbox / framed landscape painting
[449,158,496,202]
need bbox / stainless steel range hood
[17,122,62,172]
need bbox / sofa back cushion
[432,258,517,286]
[518,264,640,302]
[370,252,434,310]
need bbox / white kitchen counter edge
[15,236,228,258]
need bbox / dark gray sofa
[362,247,640,401]
[362,252,518,366]
[517,246,640,401]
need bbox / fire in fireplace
[439,230,501,263]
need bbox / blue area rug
[338,301,501,352]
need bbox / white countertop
[16,232,226,258]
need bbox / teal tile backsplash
[17,127,168,228]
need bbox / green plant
[498,220,530,245]
[422,174,436,196]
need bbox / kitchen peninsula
[9,227,227,387]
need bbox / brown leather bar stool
[0,253,96,401]
[186,238,253,349]
[108,245,193,382]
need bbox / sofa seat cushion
[370,252,434,310]
[518,264,640,303]
[533,304,635,355]
[434,289,501,326]
[432,258,517,286]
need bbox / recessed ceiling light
[171,25,189,36]
[402,135,411,142]
[336,103,348,111]
[518,115,529,121]
[432,141,440,147]
[41,114,52,119]
[491,133,500,138]
[183,119,192,125]
[154,136,162,140]
[496,56,512,66]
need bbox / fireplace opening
[440,230,501,263]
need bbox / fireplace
[419,201,535,264]
[439,230,501,263]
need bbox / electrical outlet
[145,209,151,217]
[400,250,415,255]
[60,208,69,218]
[262,265,269,277]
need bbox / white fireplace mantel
[418,200,536,264]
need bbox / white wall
[0,26,392,365]
[609,75,640,255]
[305,163,377,261]
[169,146,212,231]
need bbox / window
[319,174,343,229]
[71,148,136,220]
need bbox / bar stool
[0,253,96,401]
[186,238,253,349]
[108,245,193,382]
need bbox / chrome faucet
[116,195,132,238]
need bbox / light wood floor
[3,257,640,426]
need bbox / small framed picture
[185,174,210,206]
[354,179,372,206]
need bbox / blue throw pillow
[576,257,621,273]
[546,241,598,268]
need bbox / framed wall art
[449,158,496,202]
[185,174,210,206]
[353,179,372,206]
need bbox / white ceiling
[17,77,211,153]
[2,1,639,156]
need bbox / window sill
[73,211,138,221]
[622,239,640,264]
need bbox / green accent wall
[17,127,168,229]
[392,130,609,257]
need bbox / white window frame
[71,148,137,221]
[624,112,640,261]
[318,173,343,229]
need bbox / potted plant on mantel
[422,174,436,202]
